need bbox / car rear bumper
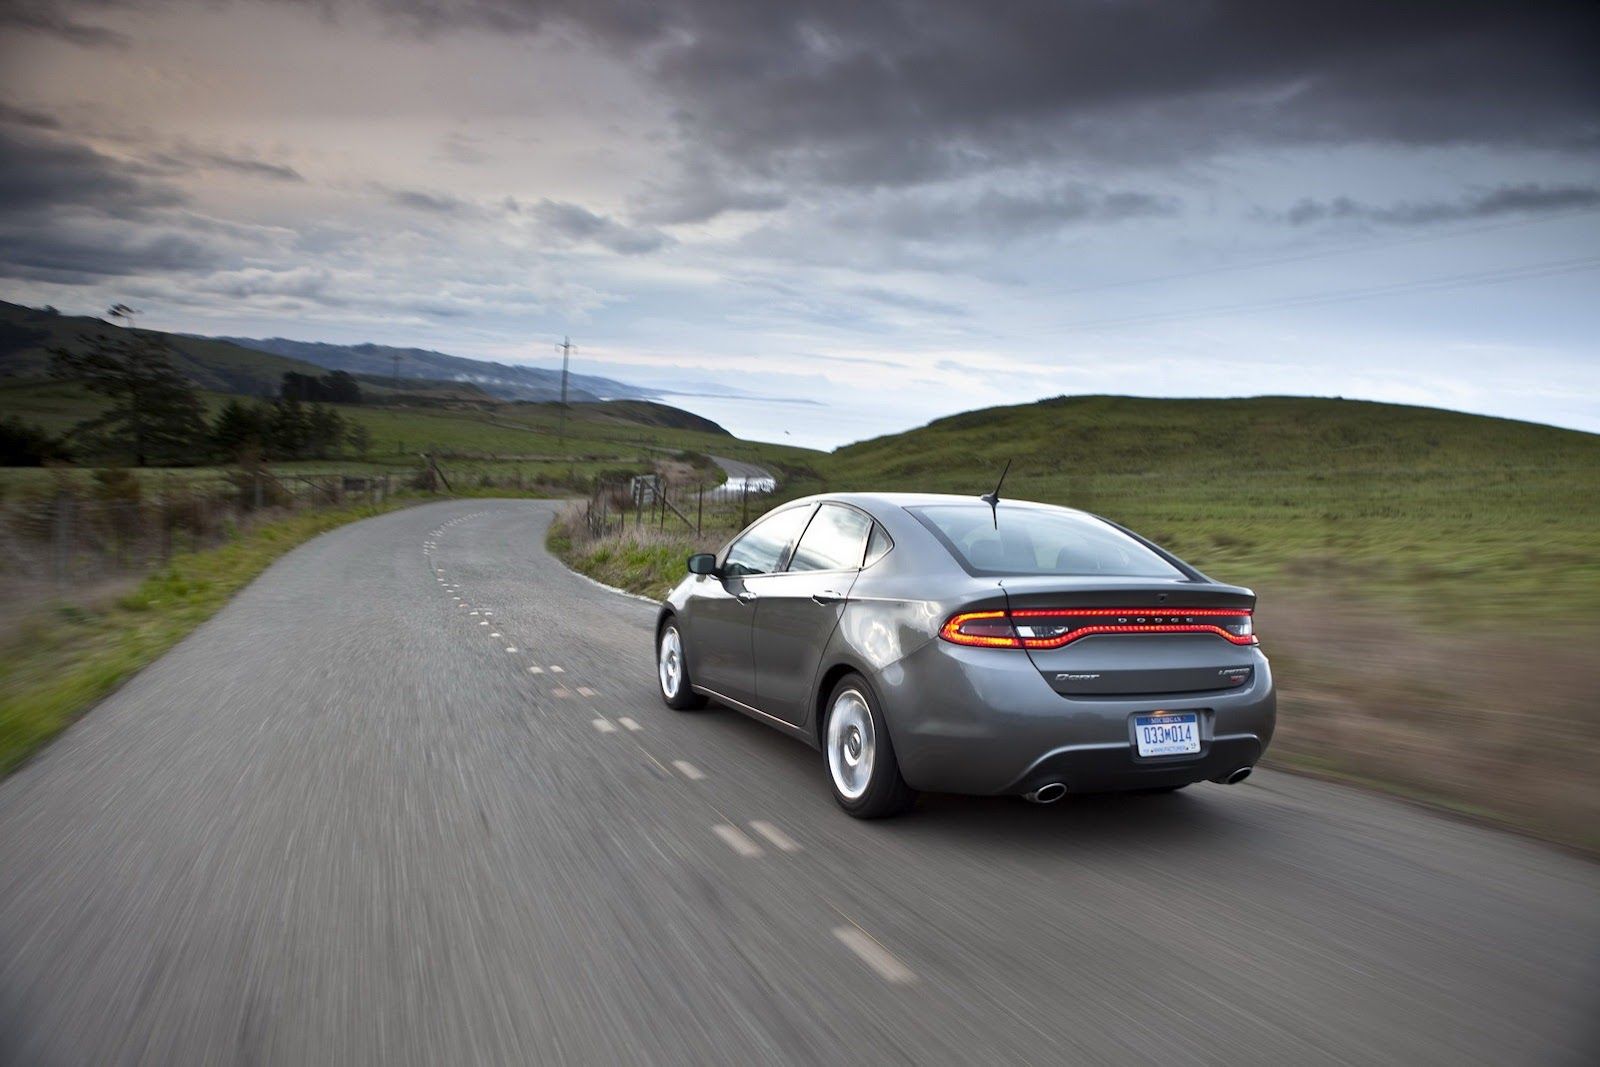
[876,637,1277,795]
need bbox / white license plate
[1133,712,1201,757]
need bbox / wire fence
[0,468,422,593]
[580,473,774,540]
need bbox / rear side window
[788,504,872,572]
[723,506,813,576]
[864,523,893,567]
[909,504,1183,578]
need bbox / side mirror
[687,553,719,576]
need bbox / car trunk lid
[999,577,1257,696]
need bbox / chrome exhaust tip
[1023,782,1068,804]
[1222,767,1253,785]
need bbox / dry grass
[1262,596,1600,851]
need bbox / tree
[211,399,271,461]
[324,370,362,404]
[0,416,71,465]
[347,421,372,458]
[268,396,311,458]
[49,332,207,467]
[280,370,362,405]
[305,404,345,458]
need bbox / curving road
[1,500,1595,1065]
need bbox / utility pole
[556,336,574,445]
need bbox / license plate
[1133,712,1201,757]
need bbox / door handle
[736,591,757,604]
[810,591,843,605]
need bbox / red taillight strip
[940,607,1255,649]
[1019,624,1255,649]
[1010,607,1252,617]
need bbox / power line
[1051,254,1600,333]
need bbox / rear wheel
[657,621,706,710]
[823,674,917,818]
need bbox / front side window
[910,504,1183,578]
[788,503,872,572]
[722,506,813,576]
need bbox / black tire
[822,673,917,818]
[656,619,706,710]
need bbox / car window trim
[718,502,817,577]
[862,520,894,570]
[781,500,876,575]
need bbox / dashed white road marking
[528,666,545,674]
[673,760,706,781]
[549,665,564,673]
[479,621,489,626]
[577,686,598,698]
[505,647,518,653]
[749,821,801,853]
[832,926,916,984]
[551,688,573,698]
[591,717,616,733]
[618,717,642,732]
[470,610,480,615]
[712,824,762,857]
[490,632,502,638]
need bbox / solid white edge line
[832,927,916,984]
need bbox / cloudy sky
[2,0,1597,447]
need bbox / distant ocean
[654,392,918,451]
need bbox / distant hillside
[0,301,324,397]
[577,400,730,436]
[214,336,655,403]
[819,393,1600,617]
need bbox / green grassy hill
[0,301,326,396]
[816,394,1600,621]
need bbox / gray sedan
[656,492,1276,817]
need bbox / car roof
[788,491,1089,515]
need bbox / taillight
[939,607,1256,649]
[939,611,1023,647]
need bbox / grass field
[816,394,1600,625]
[0,378,823,492]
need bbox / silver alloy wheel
[826,688,876,800]
[659,626,683,698]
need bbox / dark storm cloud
[837,184,1177,243]
[385,186,468,214]
[1283,184,1600,226]
[0,1,128,46]
[528,199,671,254]
[149,146,306,182]
[0,103,63,130]
[0,128,184,219]
[350,0,1600,186]
[0,128,267,283]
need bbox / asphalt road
[2,499,1595,1065]
[709,455,777,496]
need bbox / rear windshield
[909,505,1184,578]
